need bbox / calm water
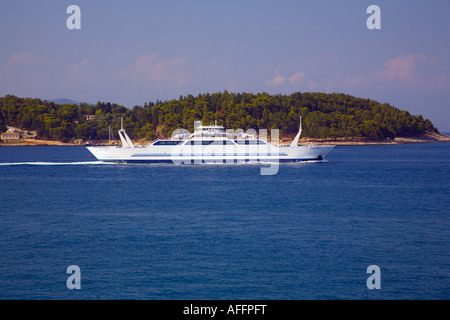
[0,143,449,300]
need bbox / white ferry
[86,119,334,164]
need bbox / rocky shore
[0,138,74,146]
[287,132,450,146]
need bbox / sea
[0,142,449,300]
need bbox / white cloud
[339,54,448,92]
[266,75,286,87]
[4,51,39,68]
[266,70,306,88]
[305,80,317,91]
[375,54,446,88]
[64,58,90,82]
[116,53,242,100]
[119,53,191,88]
[288,72,305,86]
[0,51,45,95]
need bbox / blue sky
[1,0,449,131]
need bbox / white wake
[0,161,112,166]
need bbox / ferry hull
[87,145,335,164]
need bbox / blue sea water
[0,143,449,300]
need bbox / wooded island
[0,92,443,145]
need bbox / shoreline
[0,139,79,146]
[1,132,449,147]
[286,132,450,146]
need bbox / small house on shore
[1,127,38,141]
[1,131,20,140]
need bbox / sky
[0,0,449,131]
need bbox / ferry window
[234,139,266,145]
[187,140,215,145]
[153,140,183,145]
[210,140,234,145]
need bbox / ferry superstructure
[86,120,335,164]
